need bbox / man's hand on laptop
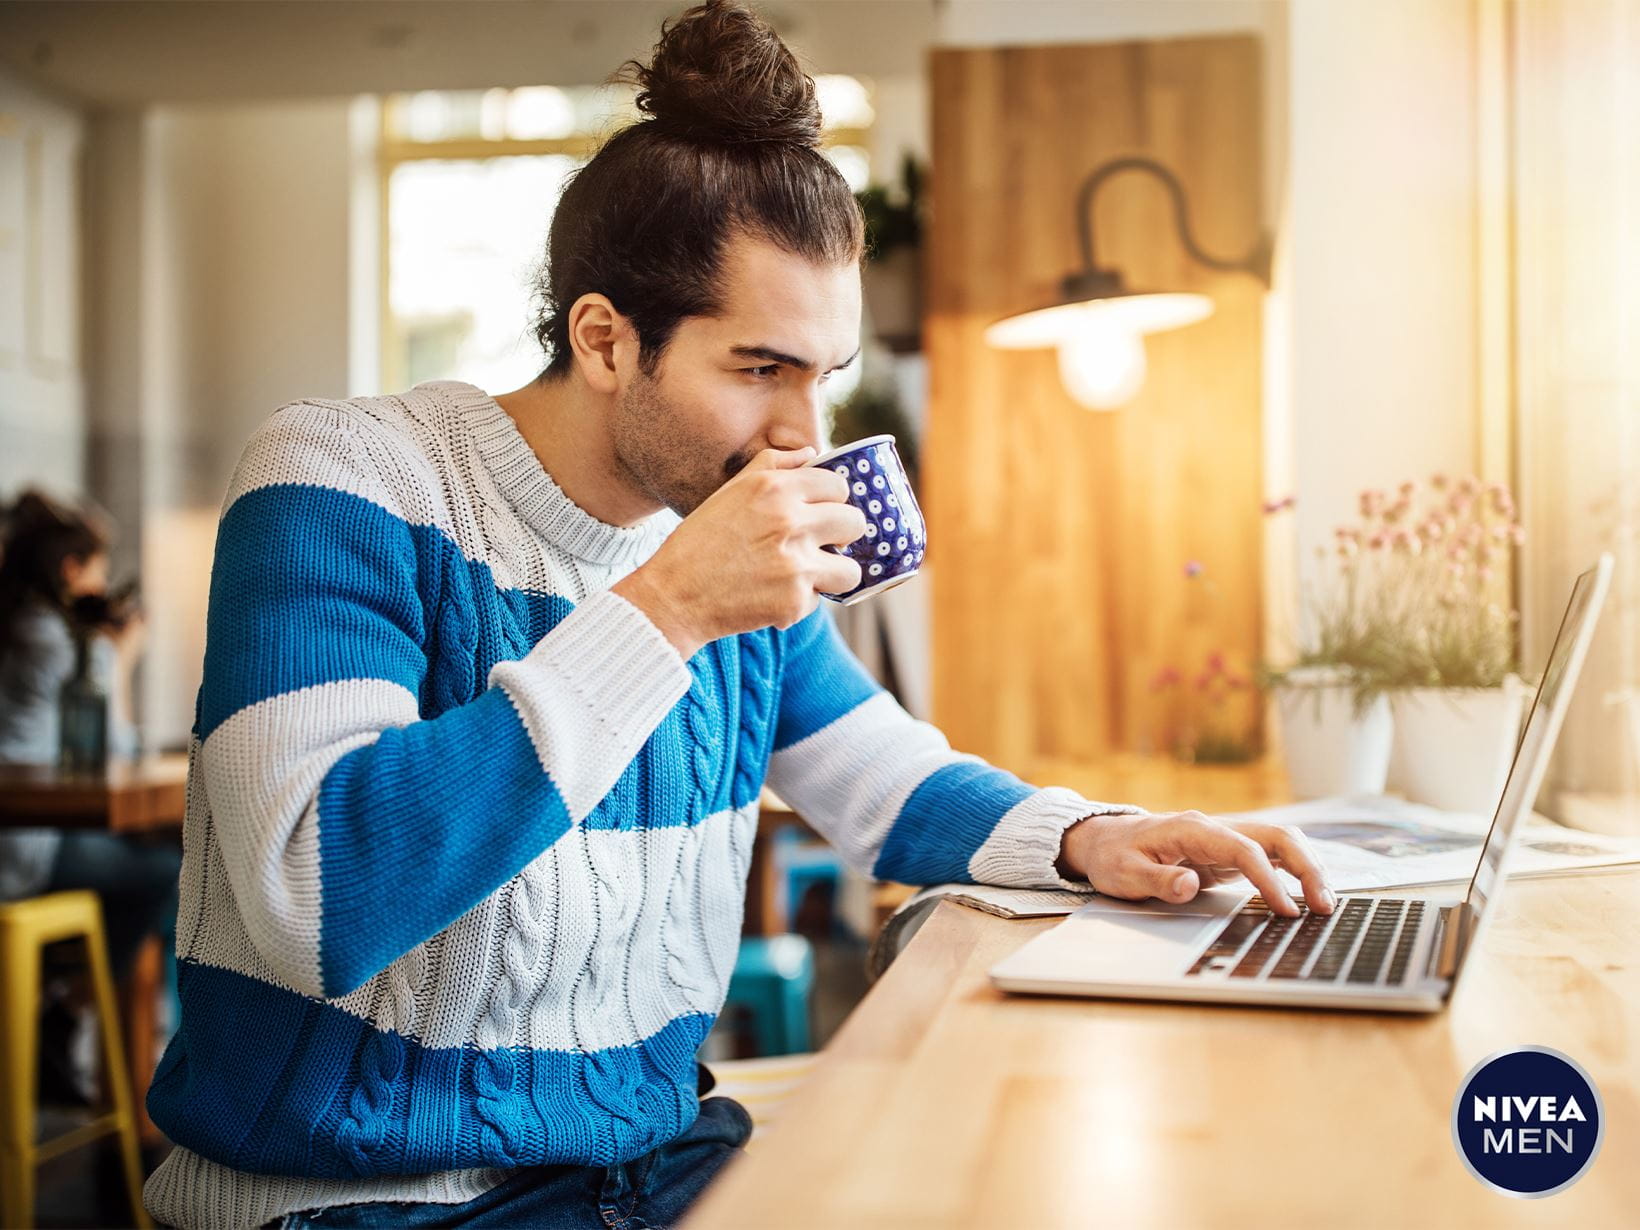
[1056,811,1336,917]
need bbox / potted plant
[1149,649,1259,765]
[1262,495,1399,799]
[855,153,925,353]
[1369,475,1531,814]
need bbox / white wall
[0,67,86,502]
[1278,0,1481,649]
[86,98,354,748]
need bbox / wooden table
[0,754,189,833]
[684,763,1640,1228]
[0,754,188,1144]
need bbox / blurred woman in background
[0,489,180,1100]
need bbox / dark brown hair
[0,490,110,647]
[531,0,865,380]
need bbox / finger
[1151,816,1300,915]
[1250,825,1336,914]
[815,552,862,596]
[748,445,818,472]
[805,501,869,548]
[786,465,854,504]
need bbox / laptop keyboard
[1185,896,1428,986]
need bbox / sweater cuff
[967,785,1148,892]
[488,587,692,822]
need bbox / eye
[744,365,781,379]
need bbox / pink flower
[1448,561,1466,580]
[1478,566,1494,583]
[1457,476,1480,497]
[1337,540,1358,558]
[1205,650,1227,674]
[1184,560,1204,579]
[1359,489,1386,518]
[1398,480,1417,497]
[1150,666,1182,692]
[1491,524,1511,543]
[1335,525,1361,542]
[1262,495,1296,515]
[1367,530,1389,551]
[1391,529,1419,554]
[1511,523,1526,545]
[1431,473,1450,490]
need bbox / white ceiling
[0,0,944,109]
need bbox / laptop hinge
[1428,903,1468,980]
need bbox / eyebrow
[729,344,861,374]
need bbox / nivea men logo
[1452,1047,1605,1197]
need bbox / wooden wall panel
[926,36,1264,773]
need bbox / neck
[491,372,662,528]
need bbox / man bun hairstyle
[532,0,864,379]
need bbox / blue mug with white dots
[810,434,926,605]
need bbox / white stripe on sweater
[180,800,757,1053]
[765,690,984,877]
[197,678,415,994]
[968,785,1148,890]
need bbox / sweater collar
[436,380,668,567]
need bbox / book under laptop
[989,554,1615,1014]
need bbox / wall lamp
[984,156,1272,409]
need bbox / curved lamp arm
[1075,156,1271,284]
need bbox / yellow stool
[0,891,150,1230]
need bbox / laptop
[989,553,1615,1014]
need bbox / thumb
[1151,864,1200,904]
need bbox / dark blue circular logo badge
[1452,1046,1604,1197]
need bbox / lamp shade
[983,292,1213,349]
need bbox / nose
[764,386,828,455]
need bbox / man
[144,3,1334,1226]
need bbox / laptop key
[1184,907,1269,976]
[1346,900,1408,983]
[1304,899,1372,981]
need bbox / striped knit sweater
[143,380,1141,1228]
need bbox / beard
[610,363,754,517]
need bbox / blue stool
[774,830,849,939]
[722,935,815,1057]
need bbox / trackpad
[1050,892,1247,980]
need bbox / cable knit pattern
[143,380,1143,1230]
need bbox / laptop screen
[1463,557,1613,918]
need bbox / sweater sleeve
[195,402,691,998]
[764,604,1146,890]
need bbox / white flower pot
[1272,671,1394,799]
[1387,676,1530,816]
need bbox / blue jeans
[273,1092,754,1229]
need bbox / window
[380,79,875,399]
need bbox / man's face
[609,232,861,517]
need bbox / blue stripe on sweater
[148,960,714,1178]
[199,483,775,833]
[198,482,573,742]
[870,760,1037,884]
[315,685,574,995]
[771,605,881,752]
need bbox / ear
[566,293,636,396]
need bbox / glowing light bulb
[1056,318,1147,409]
